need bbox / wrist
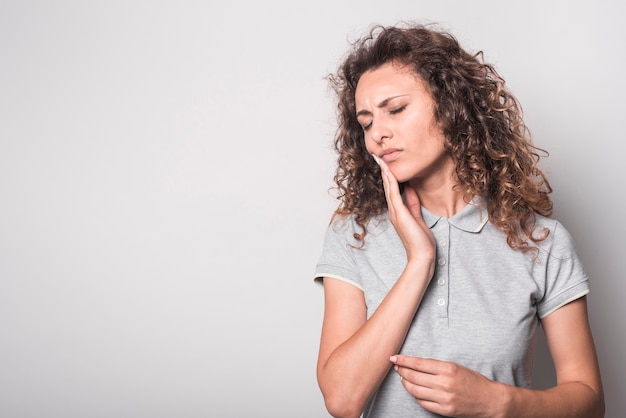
[403,259,435,283]
[493,381,513,418]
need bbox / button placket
[432,220,450,319]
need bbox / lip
[380,148,401,163]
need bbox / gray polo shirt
[314,199,589,418]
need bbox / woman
[313,23,604,418]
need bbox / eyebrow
[356,94,409,118]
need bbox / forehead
[355,62,427,104]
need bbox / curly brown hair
[328,22,553,253]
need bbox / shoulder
[534,215,578,259]
[327,212,391,242]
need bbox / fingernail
[372,154,380,165]
[390,355,397,363]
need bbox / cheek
[363,138,375,155]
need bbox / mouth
[379,149,401,163]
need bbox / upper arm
[541,296,603,394]
[317,277,367,375]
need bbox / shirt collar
[420,197,489,233]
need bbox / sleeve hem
[538,289,589,319]
[313,273,364,291]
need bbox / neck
[407,163,470,218]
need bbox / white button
[438,278,446,286]
[437,298,446,306]
[437,258,446,266]
[439,240,447,247]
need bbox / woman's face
[355,62,453,186]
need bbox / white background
[1,1,624,417]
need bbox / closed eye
[390,105,406,115]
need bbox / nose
[369,120,392,144]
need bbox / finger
[403,184,423,221]
[391,355,443,374]
[399,372,438,397]
[395,365,408,386]
[396,364,438,389]
[399,370,454,416]
[372,155,389,200]
[373,155,402,211]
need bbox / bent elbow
[322,391,364,418]
[585,380,605,418]
[577,381,605,418]
[592,390,606,418]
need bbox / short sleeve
[313,217,364,291]
[536,222,590,318]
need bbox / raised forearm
[318,262,431,417]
